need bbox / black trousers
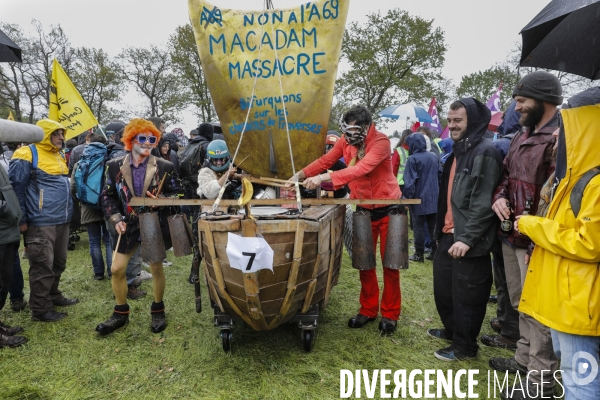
[433,233,493,356]
[0,241,18,310]
[413,213,436,254]
[491,239,520,340]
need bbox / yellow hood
[560,104,600,178]
[36,119,66,153]
[518,101,600,336]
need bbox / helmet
[339,116,367,145]
[206,139,231,172]
[325,133,339,153]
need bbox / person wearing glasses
[96,118,181,336]
[9,119,78,323]
[287,105,402,334]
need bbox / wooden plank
[267,219,304,329]
[129,197,421,207]
[301,252,321,313]
[323,206,340,308]
[204,264,224,312]
[240,219,269,330]
[200,222,258,330]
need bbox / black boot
[96,307,129,335]
[151,301,167,333]
[409,253,424,262]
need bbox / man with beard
[489,71,562,399]
[427,99,503,361]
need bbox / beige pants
[503,242,558,385]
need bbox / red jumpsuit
[302,124,402,320]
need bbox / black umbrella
[0,28,22,63]
[520,0,600,80]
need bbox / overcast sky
[2,0,551,129]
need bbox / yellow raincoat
[518,104,600,336]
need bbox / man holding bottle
[490,71,562,400]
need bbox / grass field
[0,230,517,400]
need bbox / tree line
[2,10,596,131]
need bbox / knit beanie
[198,122,214,141]
[512,71,563,105]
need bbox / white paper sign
[226,233,274,273]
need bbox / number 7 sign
[226,233,274,273]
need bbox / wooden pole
[129,197,421,207]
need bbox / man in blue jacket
[9,119,78,322]
[402,133,440,261]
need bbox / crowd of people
[0,71,598,400]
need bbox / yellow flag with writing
[49,59,98,140]
[7,110,15,121]
[188,0,349,178]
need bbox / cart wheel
[302,330,314,352]
[221,329,232,352]
[67,243,76,251]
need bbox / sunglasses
[135,135,157,145]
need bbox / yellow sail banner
[49,59,98,140]
[7,110,15,121]
[188,0,349,178]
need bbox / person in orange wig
[96,118,181,336]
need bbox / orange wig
[121,118,162,151]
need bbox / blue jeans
[551,329,600,400]
[86,221,112,276]
[125,247,142,286]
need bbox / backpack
[570,165,600,218]
[179,139,209,179]
[73,143,107,209]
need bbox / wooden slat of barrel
[267,220,305,329]
[201,219,258,330]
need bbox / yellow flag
[49,59,98,140]
[188,0,349,178]
[7,110,15,121]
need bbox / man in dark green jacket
[427,98,503,361]
[0,152,27,348]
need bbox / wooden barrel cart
[198,204,346,352]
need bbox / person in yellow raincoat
[515,88,600,400]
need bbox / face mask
[339,117,366,145]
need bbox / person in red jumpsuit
[289,105,402,334]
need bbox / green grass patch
[0,232,513,399]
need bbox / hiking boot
[490,318,502,333]
[151,311,167,333]
[0,321,23,336]
[52,297,79,307]
[94,273,105,281]
[481,334,518,350]
[96,312,129,335]
[500,378,555,400]
[10,298,27,312]
[127,286,146,300]
[32,310,68,322]
[378,318,397,335]
[425,251,436,261]
[489,357,528,374]
[427,328,452,341]
[0,334,27,348]
[348,313,376,328]
[409,253,424,263]
[434,346,475,362]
